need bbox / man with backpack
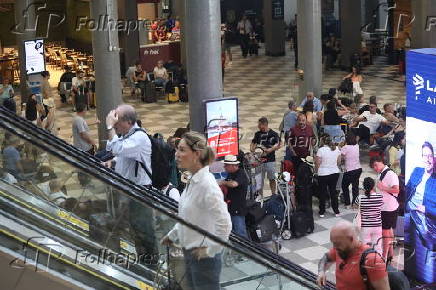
[105,104,158,263]
[370,156,400,262]
[317,221,390,290]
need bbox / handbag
[353,196,362,229]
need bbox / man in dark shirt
[220,155,249,238]
[288,113,314,167]
[250,117,281,195]
[58,66,76,103]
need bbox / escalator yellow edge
[0,190,88,236]
[0,228,157,290]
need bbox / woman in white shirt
[162,131,232,290]
[315,136,342,217]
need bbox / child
[248,32,259,56]
[355,177,384,254]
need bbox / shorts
[261,162,276,180]
[381,210,398,229]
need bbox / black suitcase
[143,81,156,103]
[249,215,278,243]
[289,210,314,238]
[245,200,267,226]
[179,84,188,102]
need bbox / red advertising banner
[205,98,239,159]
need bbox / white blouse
[167,166,232,257]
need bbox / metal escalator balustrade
[0,107,335,290]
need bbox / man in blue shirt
[279,98,298,134]
[0,78,14,105]
[2,136,23,180]
[299,92,323,112]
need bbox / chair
[123,66,141,99]
[147,72,165,96]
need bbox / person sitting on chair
[153,60,169,92]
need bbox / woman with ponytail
[355,177,384,254]
[162,131,232,289]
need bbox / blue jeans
[231,215,248,238]
[183,250,222,290]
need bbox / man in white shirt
[237,15,252,58]
[370,156,399,261]
[105,104,156,260]
[352,103,390,145]
[152,60,169,91]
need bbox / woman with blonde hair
[162,131,232,290]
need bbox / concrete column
[123,0,140,69]
[263,0,286,56]
[91,0,123,148]
[411,0,436,49]
[340,0,361,68]
[174,0,187,68]
[185,0,222,133]
[14,0,36,103]
[297,0,322,99]
[364,0,379,32]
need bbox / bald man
[106,104,152,186]
[106,104,157,259]
[317,221,390,290]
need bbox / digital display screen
[24,39,45,75]
[404,49,436,284]
[204,98,239,159]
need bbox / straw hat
[222,155,240,165]
[301,156,314,167]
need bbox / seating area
[45,43,94,74]
[0,48,19,84]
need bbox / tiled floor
[35,42,405,287]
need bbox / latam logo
[412,73,436,104]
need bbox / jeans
[231,215,248,239]
[154,78,168,91]
[342,168,362,205]
[318,173,340,215]
[183,250,222,290]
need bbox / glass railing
[0,107,335,289]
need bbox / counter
[139,41,181,72]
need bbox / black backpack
[359,248,410,290]
[127,128,171,190]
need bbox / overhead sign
[272,0,284,19]
[24,39,45,75]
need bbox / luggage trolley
[243,147,266,201]
[275,172,295,240]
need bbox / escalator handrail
[0,107,335,289]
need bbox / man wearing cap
[220,155,249,238]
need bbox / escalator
[0,107,335,290]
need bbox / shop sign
[272,0,284,20]
[143,47,160,56]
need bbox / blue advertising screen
[405,49,436,284]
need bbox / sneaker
[335,213,341,217]
[319,214,325,218]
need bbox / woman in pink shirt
[340,133,362,208]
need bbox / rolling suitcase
[249,215,278,243]
[245,200,267,226]
[144,81,156,103]
[289,210,314,238]
[179,84,188,102]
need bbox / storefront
[137,0,181,71]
